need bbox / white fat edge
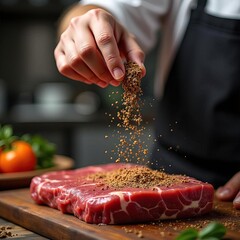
[87,166,106,172]
[109,191,132,212]
[36,179,57,202]
[154,189,181,219]
[36,181,45,198]
[173,197,210,217]
[188,185,213,213]
[80,183,98,186]
[85,193,113,208]
[182,200,200,210]
[108,191,132,224]
[36,179,60,195]
[67,183,98,207]
[83,193,113,222]
[172,184,212,213]
[62,175,72,179]
[180,184,206,211]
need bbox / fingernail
[233,196,240,204]
[218,188,232,198]
[113,67,124,80]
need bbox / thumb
[216,172,240,201]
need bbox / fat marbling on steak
[30,163,214,224]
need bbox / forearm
[57,4,104,36]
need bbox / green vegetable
[175,229,198,240]
[175,222,226,240]
[0,125,17,150]
[21,134,56,169]
[198,222,226,239]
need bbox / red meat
[30,163,214,224]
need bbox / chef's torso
[152,0,240,187]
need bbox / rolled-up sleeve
[81,0,170,53]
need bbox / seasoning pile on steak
[30,163,214,224]
[88,166,189,189]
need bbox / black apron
[152,0,240,188]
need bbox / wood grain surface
[0,217,48,239]
[0,189,239,240]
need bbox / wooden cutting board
[0,189,239,240]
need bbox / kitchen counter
[0,189,239,240]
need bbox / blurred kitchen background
[0,0,159,167]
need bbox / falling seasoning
[114,61,149,164]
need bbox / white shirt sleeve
[80,0,170,53]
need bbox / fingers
[233,192,240,209]
[55,23,110,88]
[73,20,118,83]
[54,8,146,88]
[89,11,125,81]
[216,172,240,209]
[54,46,90,83]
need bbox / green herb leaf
[175,222,227,240]
[2,125,13,139]
[21,134,56,169]
[198,222,226,239]
[175,229,198,240]
[0,125,18,149]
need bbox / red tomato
[0,141,37,173]
[0,148,2,173]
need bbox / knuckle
[68,54,79,66]
[96,32,113,46]
[69,17,80,28]
[88,8,106,18]
[58,64,69,76]
[78,44,95,58]
[59,32,69,45]
[60,31,67,40]
[88,8,99,16]
[105,55,119,66]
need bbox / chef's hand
[54,7,145,88]
[216,171,240,210]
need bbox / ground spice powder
[0,226,15,238]
[88,166,188,189]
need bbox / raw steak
[30,163,214,224]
